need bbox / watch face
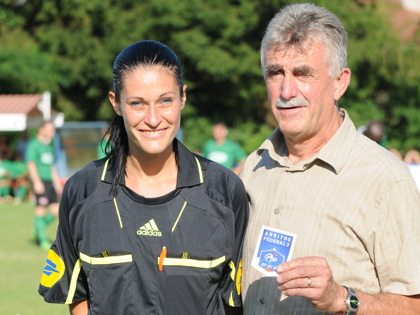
[350,297,359,310]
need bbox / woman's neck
[125,148,178,198]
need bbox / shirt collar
[256,108,357,174]
[101,138,203,188]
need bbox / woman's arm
[69,300,89,315]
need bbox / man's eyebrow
[266,64,284,74]
[293,65,314,75]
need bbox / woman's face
[109,66,186,157]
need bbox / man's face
[212,124,227,142]
[41,122,56,141]
[264,43,344,143]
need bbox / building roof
[0,94,43,116]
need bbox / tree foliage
[1,0,419,153]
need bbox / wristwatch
[343,286,360,315]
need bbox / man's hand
[276,256,347,314]
[33,180,45,195]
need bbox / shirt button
[259,298,265,304]
[274,208,280,215]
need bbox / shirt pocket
[157,254,226,314]
[80,252,134,315]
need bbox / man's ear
[109,91,122,116]
[334,68,351,102]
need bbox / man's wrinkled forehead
[264,40,328,68]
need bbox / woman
[38,40,248,315]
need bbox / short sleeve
[25,139,36,162]
[233,142,246,162]
[376,179,420,295]
[219,175,249,307]
[202,140,211,158]
[38,183,89,304]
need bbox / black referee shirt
[39,139,248,315]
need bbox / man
[240,3,420,314]
[203,122,246,175]
[26,121,62,250]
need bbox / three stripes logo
[137,219,162,237]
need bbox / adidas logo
[137,219,162,237]
[43,259,60,276]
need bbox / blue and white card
[251,225,297,276]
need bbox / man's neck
[285,114,343,165]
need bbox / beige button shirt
[241,109,420,315]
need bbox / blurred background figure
[0,135,12,160]
[97,124,111,160]
[404,149,420,165]
[389,148,403,160]
[9,152,29,204]
[202,122,246,175]
[26,121,62,250]
[0,154,12,204]
[362,120,387,147]
[16,130,30,161]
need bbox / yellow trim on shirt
[158,255,225,269]
[113,198,123,228]
[101,157,111,181]
[80,252,133,265]
[194,157,204,184]
[172,201,187,232]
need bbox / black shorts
[34,180,58,206]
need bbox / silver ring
[308,278,312,287]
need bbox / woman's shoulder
[63,159,107,204]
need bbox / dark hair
[106,40,184,196]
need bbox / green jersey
[26,138,55,180]
[202,139,246,169]
[7,160,27,179]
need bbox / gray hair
[261,3,347,79]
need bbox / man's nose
[280,75,298,101]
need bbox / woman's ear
[109,91,122,116]
[181,85,187,110]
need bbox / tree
[1,0,419,153]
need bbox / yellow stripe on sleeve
[65,259,82,305]
[229,260,236,281]
[229,291,235,307]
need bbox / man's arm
[277,256,420,314]
[27,161,44,194]
[232,158,246,176]
[51,165,63,196]
[69,300,89,315]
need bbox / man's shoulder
[353,133,412,180]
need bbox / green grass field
[0,202,68,315]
